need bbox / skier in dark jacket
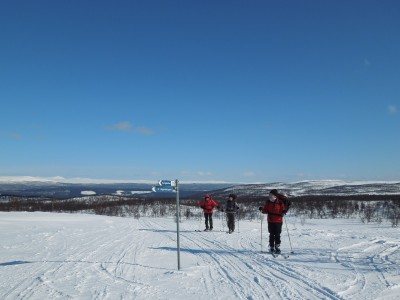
[199,194,219,231]
[259,189,291,254]
[222,194,239,234]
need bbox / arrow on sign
[152,186,176,193]
[158,180,176,187]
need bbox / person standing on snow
[222,194,239,234]
[199,194,219,231]
[259,189,290,254]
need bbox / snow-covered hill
[218,180,400,198]
[0,176,233,198]
[1,212,399,299]
[1,177,400,199]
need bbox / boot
[269,245,275,253]
[275,244,281,254]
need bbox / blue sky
[1,0,399,183]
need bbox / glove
[200,206,205,209]
[282,210,287,215]
[220,209,224,212]
[258,207,262,211]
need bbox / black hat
[269,189,278,196]
[228,193,237,199]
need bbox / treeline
[1,194,399,227]
[288,195,400,227]
[0,196,178,218]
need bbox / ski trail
[186,232,273,299]
[142,218,271,299]
[228,232,343,300]
[178,220,343,300]
[2,213,399,300]
[335,239,400,299]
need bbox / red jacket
[199,198,219,214]
[261,199,286,223]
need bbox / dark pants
[268,222,282,248]
[204,213,213,229]
[226,213,235,231]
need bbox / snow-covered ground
[1,212,399,300]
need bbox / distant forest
[1,194,399,227]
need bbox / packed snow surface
[1,212,399,299]
[80,191,96,196]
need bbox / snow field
[0,212,399,300]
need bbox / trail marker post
[152,179,181,270]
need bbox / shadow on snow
[152,246,256,255]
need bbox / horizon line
[0,176,399,185]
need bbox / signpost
[152,179,181,270]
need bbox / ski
[260,250,290,259]
[271,252,289,259]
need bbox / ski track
[146,218,343,300]
[1,213,399,300]
[334,239,400,299]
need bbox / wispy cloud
[107,121,133,131]
[243,171,256,177]
[106,121,154,135]
[364,59,371,67]
[180,171,213,177]
[197,171,213,176]
[135,126,154,135]
[388,105,397,115]
[0,132,22,140]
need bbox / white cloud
[0,132,22,140]
[243,171,256,177]
[135,126,154,135]
[179,171,213,177]
[197,171,213,176]
[107,121,133,131]
[388,105,397,115]
[106,121,154,135]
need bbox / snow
[81,191,96,195]
[130,191,152,195]
[1,212,399,300]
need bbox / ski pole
[284,217,294,253]
[237,210,240,233]
[198,211,202,231]
[223,212,226,232]
[260,213,263,252]
[221,211,224,231]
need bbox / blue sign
[159,180,176,187]
[152,186,176,193]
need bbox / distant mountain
[0,177,234,198]
[1,177,399,199]
[208,180,400,199]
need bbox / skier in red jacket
[199,194,219,231]
[259,189,290,254]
